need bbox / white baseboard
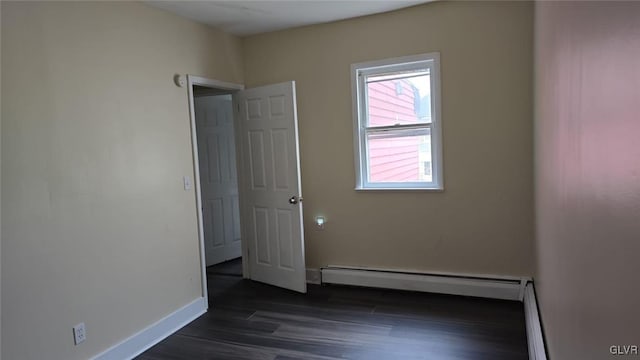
[321,267,527,301]
[93,297,207,360]
[524,283,548,360]
[306,268,321,284]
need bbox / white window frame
[351,53,443,191]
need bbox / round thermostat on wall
[174,74,186,87]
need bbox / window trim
[351,53,443,191]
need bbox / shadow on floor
[207,257,243,277]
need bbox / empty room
[1,1,639,359]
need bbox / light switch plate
[183,176,192,190]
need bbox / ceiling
[144,1,433,37]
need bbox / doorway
[193,92,242,267]
[187,76,308,305]
[187,77,246,304]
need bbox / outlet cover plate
[73,323,86,345]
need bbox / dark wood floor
[138,259,528,360]
[206,258,244,277]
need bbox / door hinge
[237,103,240,112]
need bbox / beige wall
[243,1,534,276]
[0,2,242,359]
[534,2,640,359]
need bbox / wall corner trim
[92,297,207,360]
[524,283,548,360]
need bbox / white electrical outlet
[73,323,86,345]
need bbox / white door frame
[186,75,246,306]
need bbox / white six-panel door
[235,81,306,293]
[194,95,242,266]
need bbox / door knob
[289,196,302,204]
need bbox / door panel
[271,129,290,190]
[206,136,221,183]
[248,131,268,190]
[236,81,306,293]
[253,207,271,265]
[208,199,225,247]
[232,196,241,241]
[195,95,242,266]
[276,209,294,270]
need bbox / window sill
[355,187,444,192]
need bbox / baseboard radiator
[320,266,528,301]
[524,283,548,360]
[320,266,547,357]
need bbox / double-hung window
[351,53,443,190]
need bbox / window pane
[366,70,431,127]
[367,129,432,183]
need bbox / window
[351,53,443,190]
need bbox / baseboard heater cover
[320,267,528,301]
[524,283,548,360]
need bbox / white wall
[1,2,242,359]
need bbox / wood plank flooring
[138,259,528,360]
[206,258,244,277]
